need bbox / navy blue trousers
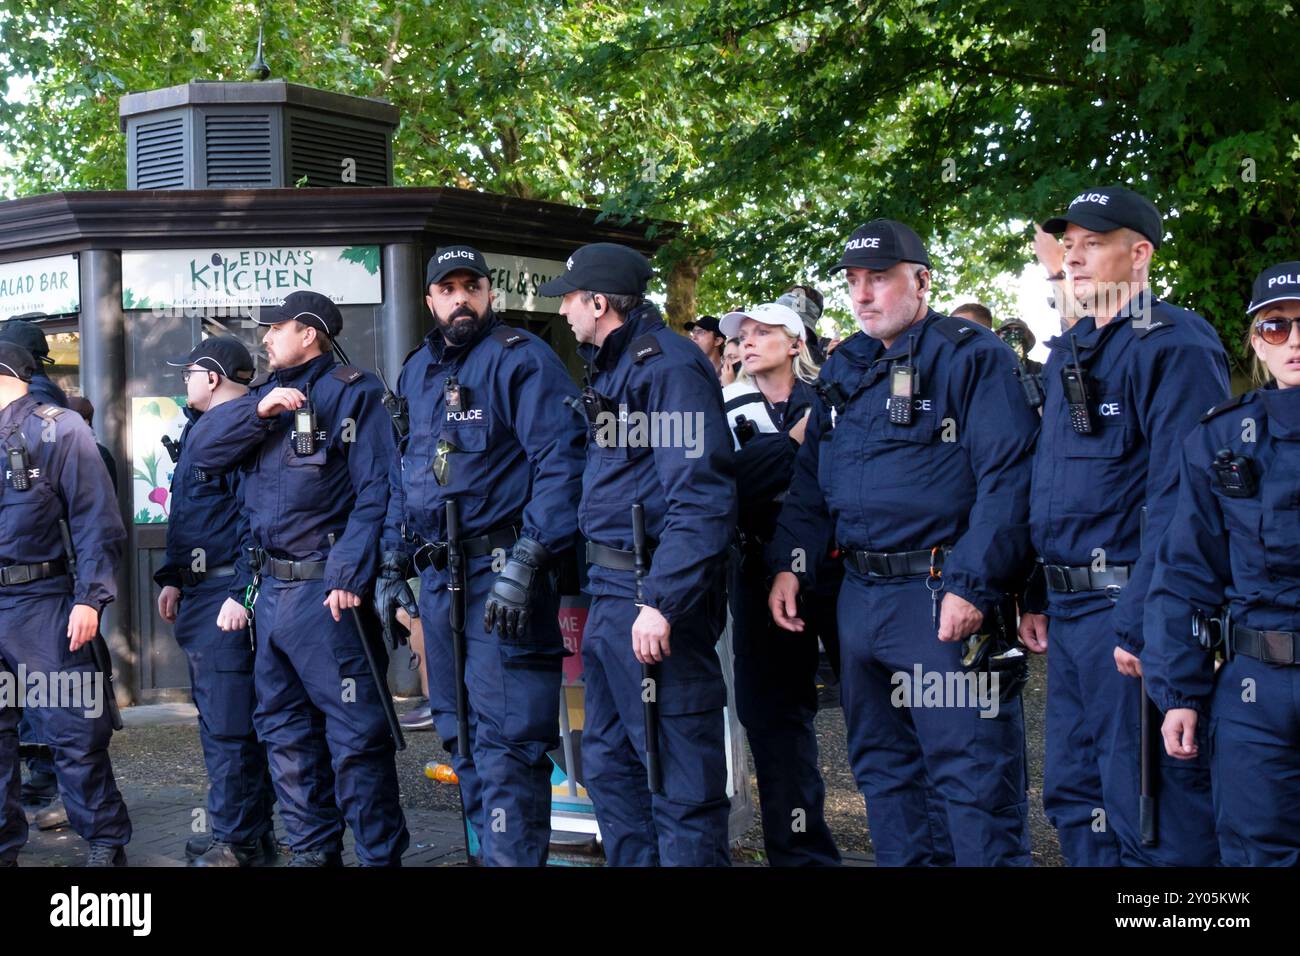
[252,578,408,865]
[173,580,275,843]
[1209,655,1300,865]
[1043,609,1218,866]
[417,554,563,867]
[0,591,131,860]
[838,573,1031,866]
[580,592,731,866]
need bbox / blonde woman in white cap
[720,302,840,865]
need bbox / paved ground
[19,651,1059,867]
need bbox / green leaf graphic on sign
[340,246,380,276]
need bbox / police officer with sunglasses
[378,246,586,866]
[1144,262,1300,865]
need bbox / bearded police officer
[769,219,1039,866]
[543,243,737,867]
[0,342,131,867]
[188,292,409,867]
[155,337,277,866]
[379,245,585,866]
[1024,186,1226,866]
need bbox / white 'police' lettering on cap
[437,249,477,264]
[1070,192,1111,207]
[566,255,575,270]
[845,237,882,251]
[1267,273,1300,289]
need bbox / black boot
[85,843,127,867]
[184,833,214,861]
[286,848,343,867]
[192,832,279,868]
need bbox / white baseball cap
[720,302,806,340]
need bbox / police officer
[720,301,839,866]
[769,219,1038,866]
[0,316,65,810]
[542,243,737,866]
[188,291,409,866]
[155,337,277,866]
[0,341,131,866]
[1144,262,1300,865]
[378,245,585,866]
[1024,186,1226,866]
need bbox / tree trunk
[664,252,712,331]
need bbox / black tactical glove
[483,536,550,641]
[374,550,419,650]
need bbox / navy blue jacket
[154,406,253,602]
[188,352,394,596]
[1144,386,1300,713]
[1029,291,1230,653]
[579,303,737,624]
[382,317,585,556]
[0,393,124,611]
[771,311,1039,610]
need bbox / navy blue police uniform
[188,293,408,866]
[720,316,840,866]
[772,221,1038,866]
[0,343,131,865]
[381,246,586,867]
[1144,262,1300,865]
[541,244,738,866]
[1032,187,1225,866]
[0,318,65,800]
[154,339,275,861]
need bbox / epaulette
[1132,314,1174,339]
[1200,392,1249,423]
[492,326,528,348]
[34,404,65,421]
[931,315,981,346]
[331,365,364,385]
[630,334,662,363]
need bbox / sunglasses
[1254,316,1300,346]
[181,367,215,383]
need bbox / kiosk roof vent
[119,81,398,190]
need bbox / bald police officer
[543,244,738,866]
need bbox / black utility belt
[586,540,658,572]
[0,558,68,588]
[178,565,236,589]
[412,525,520,573]
[1230,623,1300,666]
[257,553,327,582]
[1042,563,1130,595]
[843,547,950,579]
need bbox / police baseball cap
[684,315,723,337]
[720,302,806,340]
[0,316,54,364]
[426,245,490,287]
[1247,261,1300,316]
[1042,186,1163,249]
[0,341,36,383]
[995,318,1037,351]
[830,219,931,273]
[252,290,343,337]
[166,336,256,384]
[538,243,653,297]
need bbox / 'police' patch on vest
[631,335,662,363]
[446,409,485,423]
